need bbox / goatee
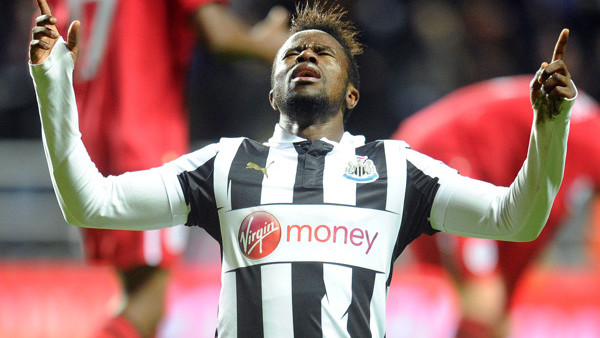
[277,91,345,126]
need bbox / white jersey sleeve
[425,90,575,241]
[29,38,190,230]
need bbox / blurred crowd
[2,0,599,142]
[185,0,600,142]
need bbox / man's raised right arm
[29,1,189,230]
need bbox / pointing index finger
[552,28,569,62]
[36,0,52,15]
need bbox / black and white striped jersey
[171,125,449,337]
[33,37,572,338]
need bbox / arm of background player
[29,1,189,230]
[192,2,289,63]
[430,29,576,242]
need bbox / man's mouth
[291,65,321,82]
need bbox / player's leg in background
[409,233,507,338]
[453,237,506,338]
[117,265,169,338]
[86,227,187,338]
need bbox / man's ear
[345,84,359,110]
[269,89,279,111]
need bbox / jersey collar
[265,124,366,149]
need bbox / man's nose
[296,49,318,64]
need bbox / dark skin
[30,0,80,64]
[267,28,574,143]
[531,29,576,122]
[269,29,359,142]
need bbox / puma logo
[246,161,274,178]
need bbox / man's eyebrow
[285,44,337,54]
[313,45,337,54]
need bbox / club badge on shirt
[344,156,379,183]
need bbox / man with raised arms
[30,1,575,336]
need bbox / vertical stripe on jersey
[262,263,294,337]
[214,138,245,213]
[323,148,357,206]
[229,139,271,210]
[387,160,440,286]
[260,148,298,205]
[347,267,376,338]
[293,140,333,204]
[218,271,238,337]
[292,262,326,337]
[322,264,352,337]
[383,140,407,215]
[355,141,387,211]
[177,157,221,242]
[369,273,388,337]
[236,265,264,337]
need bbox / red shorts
[409,229,554,296]
[82,226,189,270]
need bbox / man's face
[270,29,351,124]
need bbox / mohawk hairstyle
[291,1,363,58]
[290,1,363,91]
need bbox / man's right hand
[30,0,80,65]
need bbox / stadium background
[2,0,600,336]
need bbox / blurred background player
[392,75,600,337]
[37,0,289,337]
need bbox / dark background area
[2,0,599,143]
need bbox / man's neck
[278,112,345,142]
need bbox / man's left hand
[530,28,576,123]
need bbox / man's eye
[284,52,299,58]
[318,52,333,57]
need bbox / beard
[275,86,346,126]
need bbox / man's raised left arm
[430,29,576,241]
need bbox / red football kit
[46,0,220,269]
[393,75,600,293]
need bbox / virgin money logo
[238,211,281,260]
